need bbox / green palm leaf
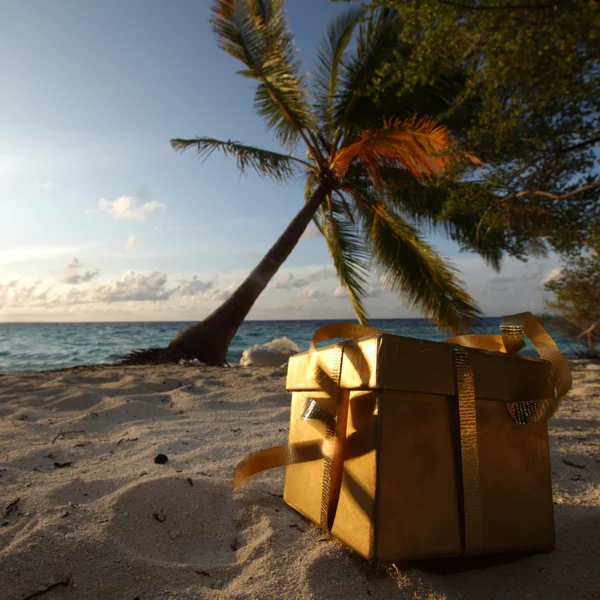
[355,197,481,333]
[317,198,371,325]
[331,8,468,142]
[397,182,505,271]
[170,137,306,181]
[362,169,504,270]
[314,6,365,134]
[332,8,399,144]
[211,0,317,151]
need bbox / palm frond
[313,6,365,134]
[337,37,469,135]
[170,137,305,181]
[333,117,468,181]
[318,199,371,324]
[211,0,317,151]
[331,7,399,144]
[352,169,504,270]
[391,178,504,271]
[357,200,481,333]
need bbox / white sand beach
[1,360,599,600]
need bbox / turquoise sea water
[0,318,580,374]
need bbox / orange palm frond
[331,117,477,180]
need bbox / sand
[1,359,599,600]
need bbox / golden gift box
[234,313,572,562]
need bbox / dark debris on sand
[117,347,187,366]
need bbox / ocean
[0,318,580,374]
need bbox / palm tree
[122,1,497,367]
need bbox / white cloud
[0,254,563,322]
[0,272,222,316]
[36,181,54,190]
[308,266,336,281]
[57,257,100,285]
[91,271,171,302]
[95,196,165,220]
[205,283,237,302]
[175,275,214,297]
[297,288,325,301]
[0,279,51,308]
[332,279,386,299]
[276,267,335,291]
[126,235,140,250]
[541,267,562,285]
[365,283,386,298]
[275,272,308,290]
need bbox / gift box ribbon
[233,312,572,555]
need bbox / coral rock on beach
[0,360,599,600]
[239,337,299,367]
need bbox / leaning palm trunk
[170,183,328,365]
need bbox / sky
[0,0,561,323]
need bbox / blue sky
[0,0,560,322]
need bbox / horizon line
[0,315,519,325]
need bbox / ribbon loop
[501,313,572,419]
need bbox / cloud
[126,235,140,250]
[2,272,226,318]
[36,181,54,190]
[275,273,308,290]
[0,279,51,308]
[365,283,386,298]
[90,271,171,302]
[56,257,100,285]
[175,275,214,297]
[297,288,325,301]
[275,267,335,291]
[94,196,165,220]
[1,271,221,315]
[333,276,387,299]
[206,283,237,302]
[541,267,562,285]
[307,267,336,281]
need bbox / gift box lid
[286,334,555,403]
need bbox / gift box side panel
[375,390,464,561]
[375,390,555,562]
[283,390,378,559]
[476,401,555,552]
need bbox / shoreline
[1,360,598,599]
[2,317,589,376]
